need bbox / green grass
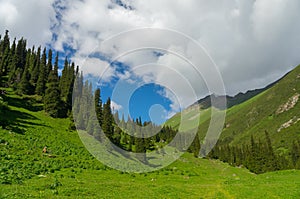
[1,87,300,198]
[1,153,300,198]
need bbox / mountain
[190,73,283,110]
[166,64,300,154]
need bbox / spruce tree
[46,49,52,79]
[60,57,69,100]
[0,30,10,75]
[44,64,61,118]
[94,88,102,126]
[18,51,31,95]
[30,46,41,88]
[102,98,114,140]
[35,47,47,95]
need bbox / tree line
[207,131,300,174]
[72,81,201,162]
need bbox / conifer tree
[46,49,52,79]
[60,57,69,99]
[44,62,61,118]
[189,133,201,157]
[94,88,102,126]
[0,30,10,76]
[18,50,31,95]
[102,98,114,140]
[35,47,47,95]
[30,46,41,87]
[291,141,300,168]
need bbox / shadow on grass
[4,109,49,135]
[4,94,43,112]
[110,144,163,168]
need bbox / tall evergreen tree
[46,49,52,79]
[188,133,201,157]
[60,57,69,99]
[30,46,41,88]
[94,88,102,126]
[35,47,47,95]
[18,50,31,95]
[44,63,61,118]
[54,52,59,77]
[0,30,10,76]
[102,98,114,140]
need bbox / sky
[1,0,300,124]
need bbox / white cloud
[2,0,300,113]
[0,0,55,47]
[111,100,123,112]
[72,57,115,82]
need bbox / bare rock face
[276,93,299,115]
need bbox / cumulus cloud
[111,100,123,112]
[2,0,300,114]
[0,0,55,47]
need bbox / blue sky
[1,0,300,124]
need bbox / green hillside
[1,84,300,198]
[167,65,300,151]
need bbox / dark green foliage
[188,133,201,157]
[0,30,10,76]
[208,132,298,174]
[35,48,47,95]
[73,80,93,130]
[8,38,27,89]
[59,58,75,116]
[102,98,114,139]
[94,88,102,126]
[17,51,31,95]
[44,64,61,118]
[0,31,75,105]
[291,141,300,168]
[30,46,41,87]
[46,49,52,79]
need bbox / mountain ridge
[189,70,289,110]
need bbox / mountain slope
[167,65,300,154]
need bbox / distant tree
[264,131,277,171]
[291,141,300,168]
[188,133,201,158]
[102,98,114,140]
[94,88,103,126]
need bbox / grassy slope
[221,65,300,152]
[1,89,300,198]
[167,65,300,154]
